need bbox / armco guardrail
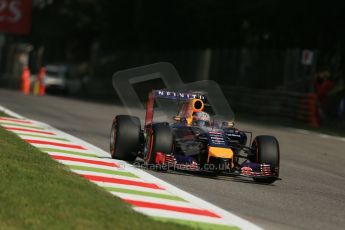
[222,86,320,127]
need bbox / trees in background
[28,1,344,63]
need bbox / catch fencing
[222,86,320,127]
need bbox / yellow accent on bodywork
[207,146,233,162]
[191,99,204,112]
[176,99,205,126]
[186,116,193,126]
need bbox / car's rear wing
[145,90,206,128]
[153,90,206,101]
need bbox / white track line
[283,127,345,142]
[0,106,25,119]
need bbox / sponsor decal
[241,166,253,175]
[155,90,205,100]
[0,0,32,34]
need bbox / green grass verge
[0,111,10,117]
[0,126,193,230]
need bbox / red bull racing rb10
[110,90,281,184]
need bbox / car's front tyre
[110,115,141,161]
[251,135,280,184]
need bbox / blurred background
[1,0,345,132]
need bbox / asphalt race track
[1,89,344,230]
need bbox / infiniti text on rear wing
[153,90,206,101]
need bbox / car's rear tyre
[251,135,280,184]
[110,115,141,161]
[145,124,173,164]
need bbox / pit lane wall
[0,105,261,230]
[222,86,319,127]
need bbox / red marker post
[21,67,30,95]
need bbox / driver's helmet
[192,111,211,127]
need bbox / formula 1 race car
[110,90,280,184]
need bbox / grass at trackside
[0,126,194,230]
[0,111,9,117]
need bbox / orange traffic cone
[21,67,31,95]
[37,67,46,96]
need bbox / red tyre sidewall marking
[254,139,259,163]
[145,131,154,164]
[110,119,116,156]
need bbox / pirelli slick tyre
[145,124,173,164]
[110,115,141,161]
[251,135,280,184]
